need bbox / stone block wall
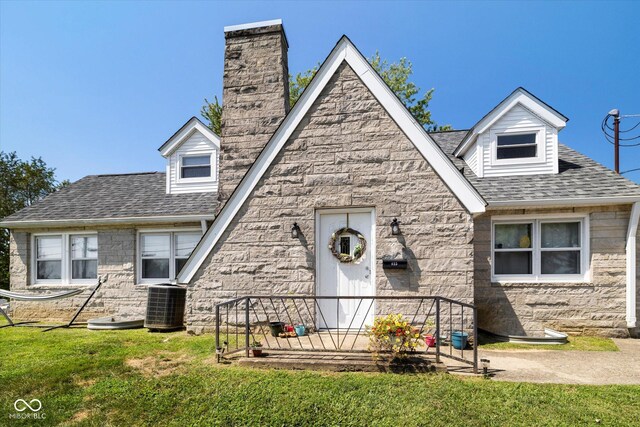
[219,23,290,202]
[474,205,633,337]
[8,222,199,322]
[186,62,475,333]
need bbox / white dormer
[455,88,568,178]
[158,117,220,194]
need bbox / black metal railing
[214,295,477,373]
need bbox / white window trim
[176,152,216,184]
[31,232,98,286]
[491,214,590,283]
[490,127,546,166]
[136,228,201,285]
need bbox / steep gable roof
[158,117,220,157]
[177,35,486,283]
[453,87,568,157]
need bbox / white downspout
[626,202,640,328]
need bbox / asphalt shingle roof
[1,172,218,224]
[430,130,640,205]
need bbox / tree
[0,152,68,290]
[200,96,222,136]
[201,53,450,132]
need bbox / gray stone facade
[474,205,637,338]
[8,223,199,321]
[186,62,475,333]
[219,24,290,203]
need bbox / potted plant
[366,314,424,360]
[250,340,263,357]
[269,321,286,337]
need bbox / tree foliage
[0,152,68,289]
[201,53,450,132]
[200,96,222,136]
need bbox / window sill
[135,281,177,287]
[491,280,593,288]
[29,283,96,290]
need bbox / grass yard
[479,335,619,352]
[1,324,639,426]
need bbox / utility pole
[609,109,620,173]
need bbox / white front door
[317,209,375,330]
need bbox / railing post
[435,298,440,364]
[215,303,220,363]
[245,297,250,358]
[473,305,478,374]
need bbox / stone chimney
[219,19,290,202]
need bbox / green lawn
[1,325,639,426]
[479,335,619,352]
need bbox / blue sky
[1,1,639,183]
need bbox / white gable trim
[454,88,568,157]
[626,201,640,328]
[159,117,220,158]
[177,36,486,283]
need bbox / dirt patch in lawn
[69,410,91,423]
[126,352,192,377]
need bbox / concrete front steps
[235,350,446,373]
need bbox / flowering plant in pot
[250,340,263,357]
[366,314,424,359]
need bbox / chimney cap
[224,19,283,33]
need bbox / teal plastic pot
[452,331,468,350]
[294,325,306,336]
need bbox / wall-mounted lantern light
[291,222,301,239]
[390,218,400,235]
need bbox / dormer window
[497,133,537,159]
[181,155,212,179]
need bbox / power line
[621,167,640,175]
[601,114,640,146]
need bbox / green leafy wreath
[328,227,367,263]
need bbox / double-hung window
[139,230,201,284]
[496,133,537,160]
[33,233,98,284]
[492,217,588,282]
[180,155,211,179]
[35,236,63,281]
[71,235,98,280]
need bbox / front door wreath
[328,227,367,263]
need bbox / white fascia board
[224,19,282,32]
[454,89,568,157]
[487,196,640,209]
[159,118,220,158]
[626,201,640,328]
[178,36,486,284]
[0,215,215,229]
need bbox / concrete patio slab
[448,338,640,385]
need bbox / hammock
[0,288,86,301]
[0,278,104,331]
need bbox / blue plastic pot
[451,331,469,350]
[294,325,306,336]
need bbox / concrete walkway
[476,339,640,385]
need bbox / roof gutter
[0,215,216,229]
[487,196,640,209]
[626,201,640,328]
